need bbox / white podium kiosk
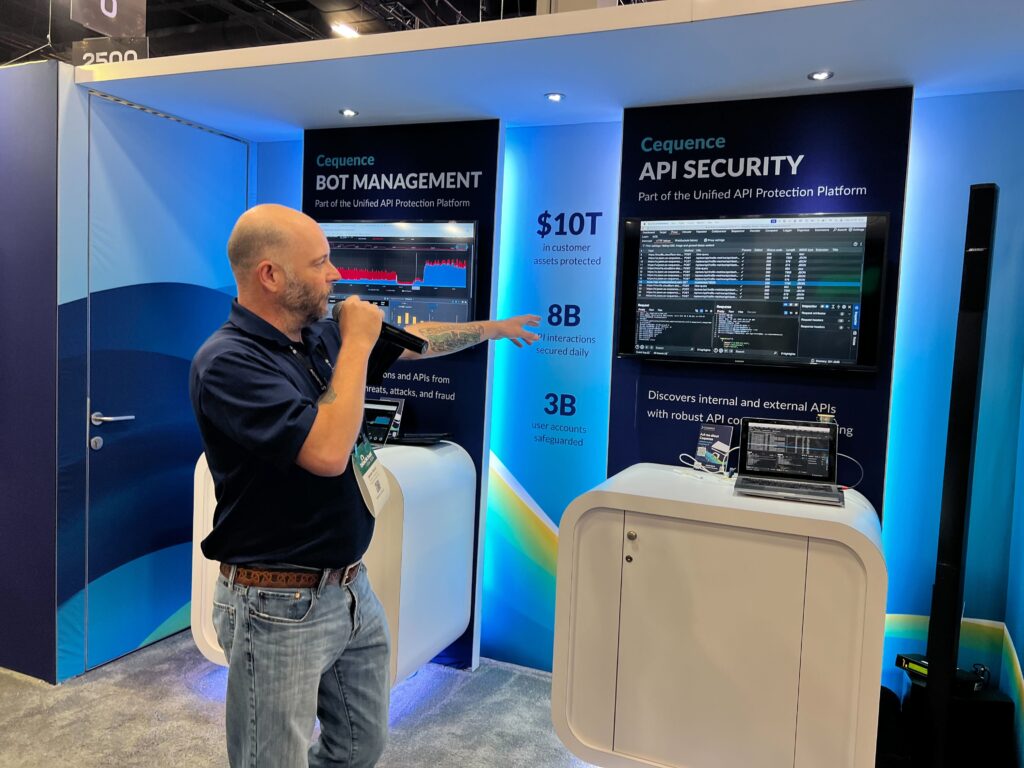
[552,463,887,768]
[192,442,476,685]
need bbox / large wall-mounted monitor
[321,220,477,325]
[617,213,889,371]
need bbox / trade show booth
[2,0,1024,765]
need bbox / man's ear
[255,260,282,293]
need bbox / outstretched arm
[400,314,541,359]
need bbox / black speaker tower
[917,183,1002,767]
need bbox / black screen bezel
[738,417,839,483]
[321,219,479,321]
[616,212,889,372]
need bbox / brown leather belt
[220,562,361,589]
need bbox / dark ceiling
[0,0,539,65]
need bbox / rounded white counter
[191,441,476,685]
[552,463,887,768]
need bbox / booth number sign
[71,0,146,39]
[72,36,149,66]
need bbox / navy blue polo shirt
[190,300,372,568]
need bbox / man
[190,204,540,768]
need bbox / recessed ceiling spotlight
[807,70,834,82]
[340,108,358,118]
[545,92,565,103]
[331,22,360,38]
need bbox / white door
[85,95,247,669]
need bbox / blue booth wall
[887,89,1024,619]
[55,62,91,682]
[483,122,622,671]
[883,90,1024,696]
[255,140,303,207]
[1008,396,1024,724]
[0,60,59,684]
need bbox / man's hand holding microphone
[296,295,383,476]
[332,295,429,355]
[333,295,385,354]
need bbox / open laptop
[734,418,844,506]
[363,399,401,445]
[363,398,452,446]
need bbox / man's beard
[281,274,327,327]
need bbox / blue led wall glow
[484,123,621,670]
[885,90,1024,619]
[883,90,1024,700]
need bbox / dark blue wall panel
[0,61,58,682]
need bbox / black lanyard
[292,343,371,446]
[289,343,334,394]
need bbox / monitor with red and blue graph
[322,221,476,325]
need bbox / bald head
[227,204,321,278]
[228,204,338,336]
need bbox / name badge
[352,433,390,518]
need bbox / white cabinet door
[794,538,869,768]
[614,512,808,768]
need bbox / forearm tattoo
[419,323,485,354]
[318,386,337,405]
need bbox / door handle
[90,411,136,426]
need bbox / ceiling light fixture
[331,22,360,38]
[807,70,834,82]
[340,108,358,118]
[545,92,565,103]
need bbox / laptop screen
[739,419,838,483]
[364,400,400,444]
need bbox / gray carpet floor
[0,632,595,768]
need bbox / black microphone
[331,301,429,355]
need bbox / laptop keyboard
[740,477,836,495]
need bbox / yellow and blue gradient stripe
[482,453,559,672]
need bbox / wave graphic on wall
[57,543,192,679]
[57,282,233,678]
[481,452,559,672]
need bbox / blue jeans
[213,565,391,768]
